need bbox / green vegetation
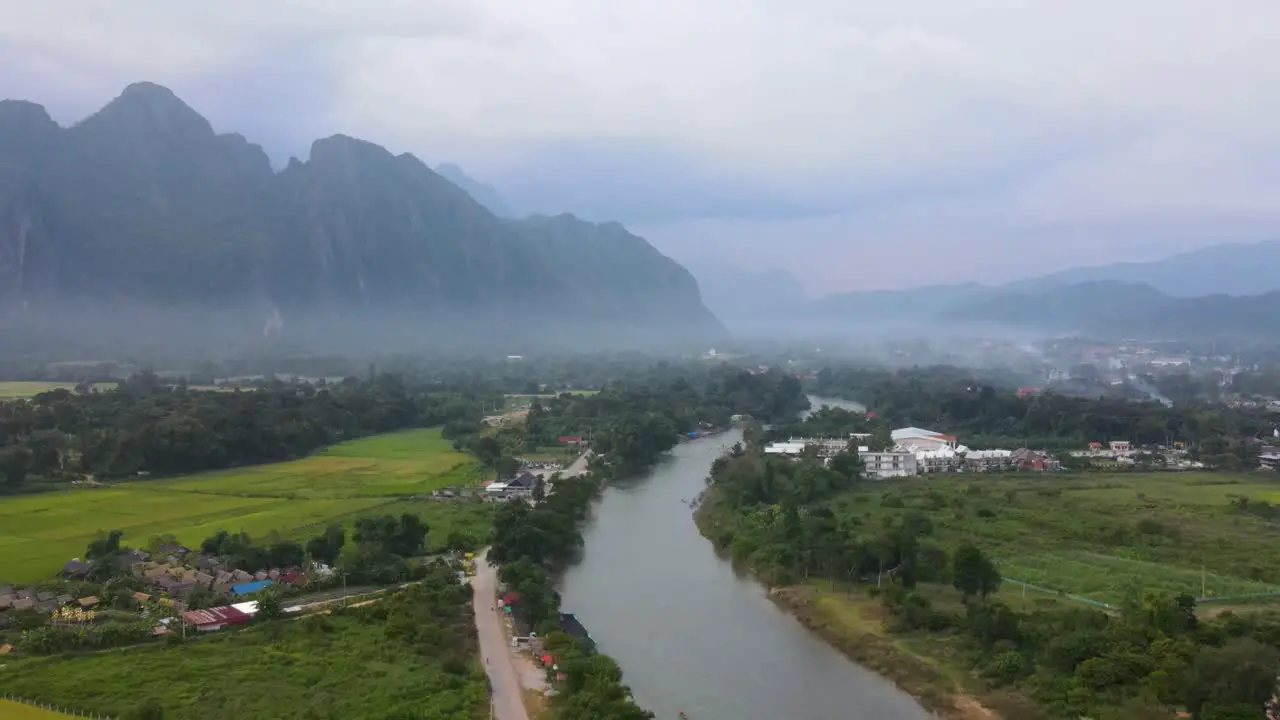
[698,431,1280,718]
[0,372,488,490]
[834,472,1280,605]
[455,366,809,479]
[0,565,487,720]
[0,429,489,583]
[0,700,77,719]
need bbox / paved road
[562,451,591,477]
[472,549,528,720]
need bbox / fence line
[1001,578,1280,609]
[1197,590,1280,605]
[1001,578,1117,610]
[1,693,115,719]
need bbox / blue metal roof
[230,579,274,596]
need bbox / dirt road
[472,549,529,720]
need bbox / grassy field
[0,382,116,399]
[0,586,487,720]
[835,472,1280,606]
[0,700,76,719]
[0,429,490,583]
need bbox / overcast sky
[4,1,1279,295]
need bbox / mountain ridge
[0,82,725,356]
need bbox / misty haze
[3,4,1280,720]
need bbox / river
[559,397,928,720]
[804,395,867,416]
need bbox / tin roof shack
[182,605,251,632]
[62,559,91,579]
[231,580,274,597]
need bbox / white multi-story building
[861,451,918,479]
[763,436,867,457]
[764,441,808,456]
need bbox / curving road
[472,549,528,720]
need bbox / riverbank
[765,585,1047,720]
[692,491,1018,720]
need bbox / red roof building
[182,605,250,631]
[1017,387,1043,398]
[557,436,584,446]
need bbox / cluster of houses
[0,544,319,639]
[62,544,312,604]
[765,427,1057,479]
[0,586,100,620]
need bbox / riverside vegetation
[697,416,1280,719]
[485,365,810,719]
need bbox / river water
[559,397,927,720]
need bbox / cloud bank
[4,1,1279,292]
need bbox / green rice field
[0,428,489,583]
[0,382,116,399]
[836,471,1280,606]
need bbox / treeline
[0,371,488,489]
[452,365,809,477]
[808,365,1276,460]
[199,513,438,583]
[698,447,1280,719]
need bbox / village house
[182,605,251,632]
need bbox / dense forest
[808,366,1276,463]
[696,421,1280,719]
[0,372,491,489]
[450,364,809,476]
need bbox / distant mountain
[434,162,518,218]
[0,82,724,357]
[1009,240,1280,297]
[779,239,1280,341]
[946,281,1280,340]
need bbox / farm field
[0,429,489,583]
[0,381,116,399]
[0,588,487,720]
[833,471,1280,606]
